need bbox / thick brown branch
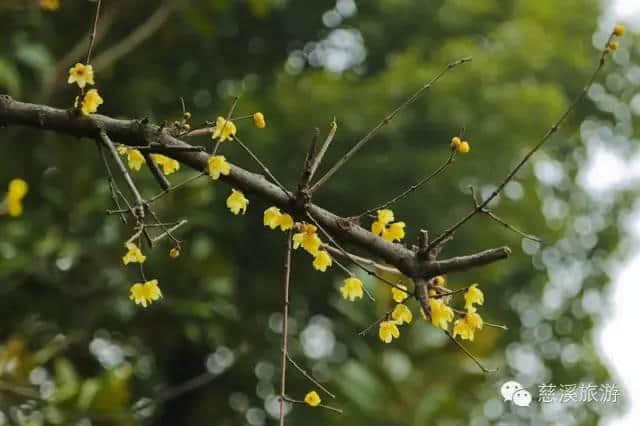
[0,96,510,278]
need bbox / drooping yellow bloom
[4,179,28,217]
[169,247,180,258]
[457,141,470,154]
[340,277,363,301]
[117,147,146,171]
[129,279,162,307]
[614,24,625,37]
[432,275,445,286]
[67,63,94,88]
[464,283,484,312]
[608,40,619,51]
[391,284,409,303]
[207,155,231,180]
[211,116,237,142]
[429,298,454,330]
[226,189,249,215]
[304,391,321,407]
[371,209,394,235]
[151,154,180,175]
[79,89,103,115]
[253,112,266,128]
[122,242,146,265]
[391,304,413,325]
[382,221,405,242]
[452,312,484,341]
[450,136,461,150]
[40,0,60,11]
[278,213,294,231]
[264,207,282,229]
[312,250,332,272]
[379,320,400,343]
[292,224,322,256]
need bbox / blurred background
[0,0,639,425]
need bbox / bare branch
[279,231,293,426]
[308,119,337,182]
[310,57,471,192]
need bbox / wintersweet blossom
[211,116,237,142]
[207,155,231,180]
[379,320,400,343]
[614,24,625,37]
[450,136,470,154]
[117,147,146,171]
[340,277,364,301]
[452,312,484,341]
[371,209,394,235]
[4,178,28,217]
[226,189,249,215]
[67,63,94,88]
[292,224,322,255]
[122,242,146,265]
[392,304,413,325]
[312,250,332,272]
[151,154,180,175]
[304,391,321,407]
[429,298,454,330]
[391,284,409,303]
[129,280,162,307]
[464,283,484,312]
[79,89,103,115]
[169,247,180,258]
[263,207,294,231]
[253,112,266,128]
[382,221,406,242]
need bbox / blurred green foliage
[0,0,637,425]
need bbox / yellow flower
[151,154,180,175]
[452,312,483,341]
[432,275,445,286]
[429,298,454,330]
[79,89,103,115]
[226,189,249,215]
[450,136,461,150]
[379,320,400,343]
[122,242,146,265]
[391,284,409,303]
[67,63,94,88]
[40,0,60,11]
[211,116,237,142]
[457,141,470,154]
[312,250,332,272]
[614,24,625,37]
[340,277,363,301]
[5,178,28,217]
[304,391,321,407]
[608,40,619,51]
[129,279,162,308]
[118,147,146,171]
[278,213,294,231]
[292,224,322,256]
[253,112,266,128]
[208,155,231,180]
[264,207,282,229]
[391,304,413,325]
[169,247,180,258]
[371,209,394,235]
[464,283,484,312]
[382,221,406,242]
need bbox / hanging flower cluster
[371,209,406,242]
[121,242,162,308]
[68,63,103,115]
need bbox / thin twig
[323,245,401,275]
[352,150,456,219]
[308,119,337,181]
[298,128,320,191]
[143,152,171,191]
[279,230,293,426]
[309,57,472,192]
[96,141,128,224]
[357,311,391,336]
[428,50,608,251]
[468,186,542,243]
[286,354,336,399]
[282,396,343,414]
[444,330,496,374]
[148,172,207,204]
[99,130,144,218]
[233,135,291,199]
[150,219,187,243]
[85,0,102,64]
